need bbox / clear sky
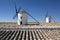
[0,0,60,22]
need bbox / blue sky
[0,0,60,22]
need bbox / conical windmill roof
[18,8,27,14]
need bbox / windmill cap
[46,14,51,17]
[18,8,27,14]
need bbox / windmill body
[17,9,27,25]
[46,16,51,23]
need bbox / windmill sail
[27,13,39,24]
[45,11,48,17]
[13,0,18,19]
[51,16,56,23]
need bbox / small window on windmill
[21,16,22,19]
[20,21,22,25]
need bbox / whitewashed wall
[17,12,27,25]
[46,16,51,23]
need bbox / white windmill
[13,2,27,25]
[13,1,39,25]
[45,11,55,23]
[45,12,51,23]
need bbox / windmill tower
[13,2,27,25]
[46,16,51,23]
[17,9,27,25]
[45,12,51,23]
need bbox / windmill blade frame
[13,0,18,19]
[27,13,40,24]
[51,16,56,24]
[13,13,17,19]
